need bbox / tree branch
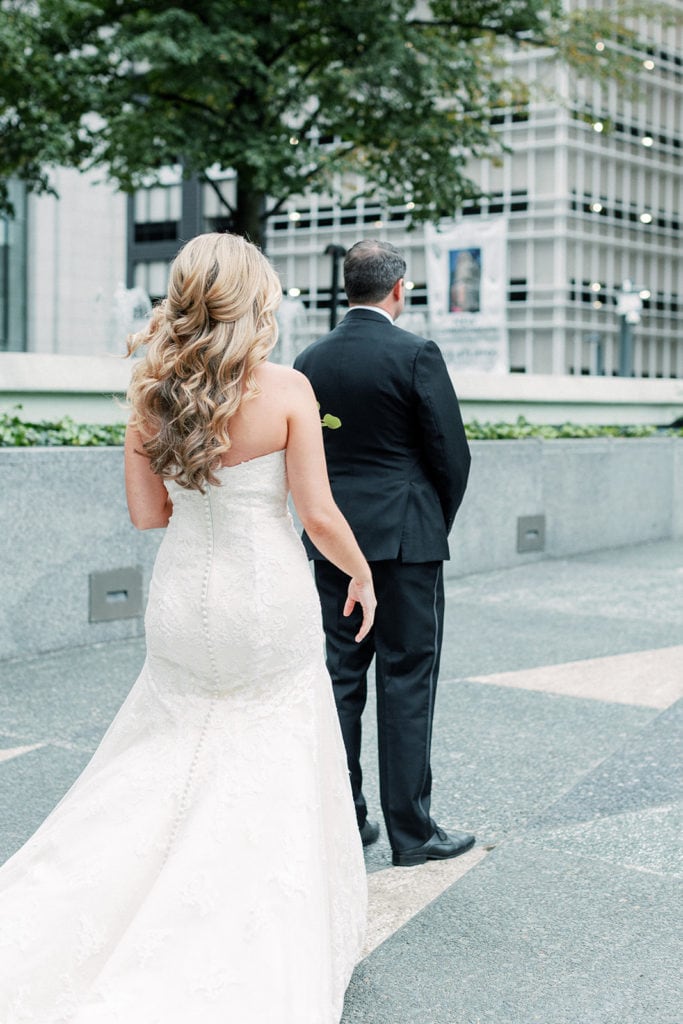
[200,172,235,216]
[145,91,223,120]
[264,142,358,218]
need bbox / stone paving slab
[0,744,91,864]
[527,698,683,830]
[0,639,145,742]
[2,539,682,1022]
[361,680,656,868]
[344,842,682,1024]
[363,848,490,958]
[0,740,45,764]
[0,641,145,863]
[440,539,683,681]
[523,802,682,878]
[470,645,683,708]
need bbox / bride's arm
[286,372,376,642]
[124,423,173,529]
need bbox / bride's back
[217,361,293,467]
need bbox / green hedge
[0,409,680,447]
[463,417,678,440]
[0,410,126,447]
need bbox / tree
[0,0,676,247]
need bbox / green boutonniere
[318,404,342,430]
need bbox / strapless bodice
[165,449,289,534]
[146,446,319,696]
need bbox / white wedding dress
[0,449,366,1023]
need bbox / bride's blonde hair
[127,232,281,491]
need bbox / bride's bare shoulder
[256,361,313,396]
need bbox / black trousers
[314,558,445,853]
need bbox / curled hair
[127,232,281,491]
[343,239,406,304]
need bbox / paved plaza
[1,540,682,1023]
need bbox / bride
[0,232,376,1023]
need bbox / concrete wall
[0,448,160,662]
[448,437,680,577]
[1,439,681,661]
[674,441,683,540]
[2,353,683,427]
[0,352,131,424]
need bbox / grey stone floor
[1,539,682,1023]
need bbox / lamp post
[616,279,643,377]
[586,332,605,375]
[325,244,346,330]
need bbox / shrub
[0,409,126,447]
[463,416,677,440]
[0,409,680,447]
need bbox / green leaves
[317,402,342,430]
[0,408,126,446]
[0,0,677,239]
[464,415,674,440]
[2,409,679,447]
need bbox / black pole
[0,214,8,349]
[618,315,634,377]
[325,244,346,330]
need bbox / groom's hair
[343,240,406,304]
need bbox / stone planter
[449,436,683,577]
[1,448,159,662]
[1,438,681,660]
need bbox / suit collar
[343,307,395,325]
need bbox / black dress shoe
[392,826,475,867]
[359,819,380,847]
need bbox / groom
[294,239,474,866]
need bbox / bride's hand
[343,577,377,643]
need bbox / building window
[508,278,528,302]
[134,220,178,243]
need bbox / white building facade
[272,9,683,379]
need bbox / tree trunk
[233,170,268,251]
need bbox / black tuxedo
[294,308,470,852]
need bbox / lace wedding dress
[0,449,366,1023]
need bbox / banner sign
[425,219,508,373]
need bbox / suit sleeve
[413,340,471,533]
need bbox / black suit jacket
[294,308,471,563]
